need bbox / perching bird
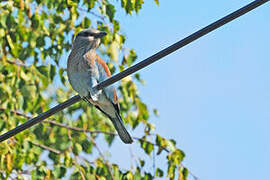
[67,28,133,144]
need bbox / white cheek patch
[88,36,94,41]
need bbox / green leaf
[70,171,80,180]
[155,134,166,155]
[113,20,120,32]
[37,65,48,76]
[83,17,91,28]
[53,15,62,24]
[14,153,25,169]
[181,167,189,180]
[6,34,15,50]
[106,4,115,22]
[155,168,164,177]
[31,14,40,29]
[107,41,119,62]
[139,159,145,167]
[126,0,135,14]
[172,149,185,165]
[104,134,115,146]
[59,68,66,84]
[49,65,56,81]
[53,166,67,178]
[167,162,176,179]
[121,0,127,8]
[0,13,7,28]
[36,36,45,47]
[88,0,96,9]
[140,140,154,155]
[73,143,82,155]
[0,29,5,38]
[48,151,60,162]
[6,14,16,29]
[134,73,145,84]
[64,153,72,167]
[135,0,144,13]
[153,108,159,116]
[126,49,137,67]
[144,172,153,180]
[112,164,120,179]
[82,139,93,153]
[0,143,9,154]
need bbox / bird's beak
[94,31,107,38]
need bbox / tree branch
[43,120,117,136]
[4,59,28,67]
[77,7,106,21]
[43,119,170,153]
[5,108,198,179]
[1,107,170,152]
[29,141,61,154]
[0,95,81,142]
[180,164,199,180]
[0,108,32,119]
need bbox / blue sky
[103,1,270,180]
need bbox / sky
[101,1,270,180]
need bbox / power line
[0,0,268,142]
[93,0,269,91]
[0,95,81,142]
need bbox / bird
[67,28,133,144]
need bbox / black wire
[94,0,269,91]
[0,0,268,142]
[0,95,81,142]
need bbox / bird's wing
[95,55,120,113]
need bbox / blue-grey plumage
[67,28,133,144]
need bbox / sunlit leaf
[106,4,115,22]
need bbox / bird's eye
[78,32,94,37]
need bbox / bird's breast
[68,71,91,97]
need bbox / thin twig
[90,137,115,180]
[65,122,113,179]
[133,136,169,153]
[18,170,31,176]
[77,7,106,21]
[44,119,170,153]
[180,164,199,180]
[0,95,81,142]
[0,108,32,119]
[43,120,117,136]
[29,141,61,154]
[5,59,28,67]
[153,146,155,177]
[189,171,199,180]
[128,146,136,170]
[2,108,170,153]
[74,155,86,180]
[0,107,170,153]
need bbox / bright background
[102,1,270,180]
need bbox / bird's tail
[110,113,133,144]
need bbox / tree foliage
[0,0,188,179]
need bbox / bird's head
[74,28,107,50]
